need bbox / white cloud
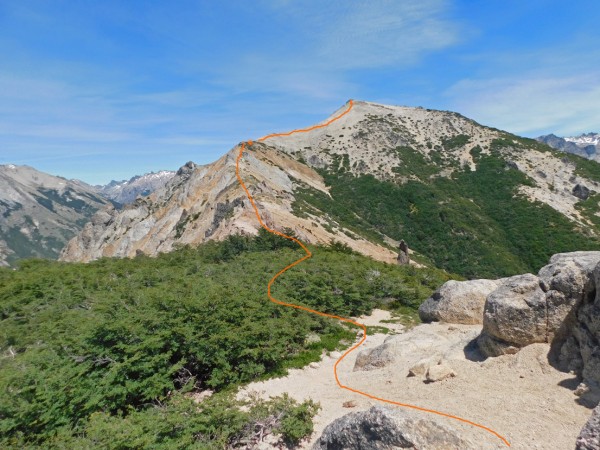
[204,0,459,102]
[316,0,459,69]
[445,73,600,136]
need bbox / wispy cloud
[315,0,460,69]
[446,72,600,136]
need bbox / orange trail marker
[235,99,510,447]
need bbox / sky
[1,0,599,185]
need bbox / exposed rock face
[419,279,501,325]
[312,406,477,450]
[577,404,600,450]
[60,143,396,263]
[556,259,600,386]
[477,252,600,388]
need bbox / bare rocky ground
[237,309,591,450]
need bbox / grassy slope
[0,232,449,447]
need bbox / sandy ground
[237,309,592,449]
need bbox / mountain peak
[537,132,599,161]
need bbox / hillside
[62,100,600,279]
[0,164,112,266]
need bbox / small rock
[408,357,437,378]
[309,362,320,369]
[426,364,456,382]
[305,332,321,344]
[575,383,590,397]
[573,183,591,200]
[329,351,342,359]
[342,400,357,408]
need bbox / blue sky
[1,0,599,184]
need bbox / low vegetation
[0,230,449,448]
[294,150,600,278]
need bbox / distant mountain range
[97,170,175,204]
[536,132,600,162]
[0,166,175,266]
[0,164,111,266]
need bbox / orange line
[235,99,510,447]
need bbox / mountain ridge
[537,132,600,162]
[60,100,600,278]
[97,170,176,204]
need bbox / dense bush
[294,151,600,278]
[0,234,448,447]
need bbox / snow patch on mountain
[99,170,176,204]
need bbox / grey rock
[98,170,175,204]
[478,274,547,356]
[354,342,395,371]
[407,357,438,378]
[419,279,501,325]
[576,404,600,450]
[312,406,478,450]
[573,183,591,200]
[475,252,600,391]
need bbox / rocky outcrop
[59,101,600,263]
[419,279,501,325]
[312,406,477,450]
[577,404,600,450]
[397,240,410,265]
[477,252,600,387]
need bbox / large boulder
[419,279,501,325]
[478,274,547,356]
[565,261,600,385]
[312,406,478,450]
[477,252,600,376]
[576,404,600,450]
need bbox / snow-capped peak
[564,132,600,146]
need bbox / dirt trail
[235,99,511,446]
[238,310,591,449]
